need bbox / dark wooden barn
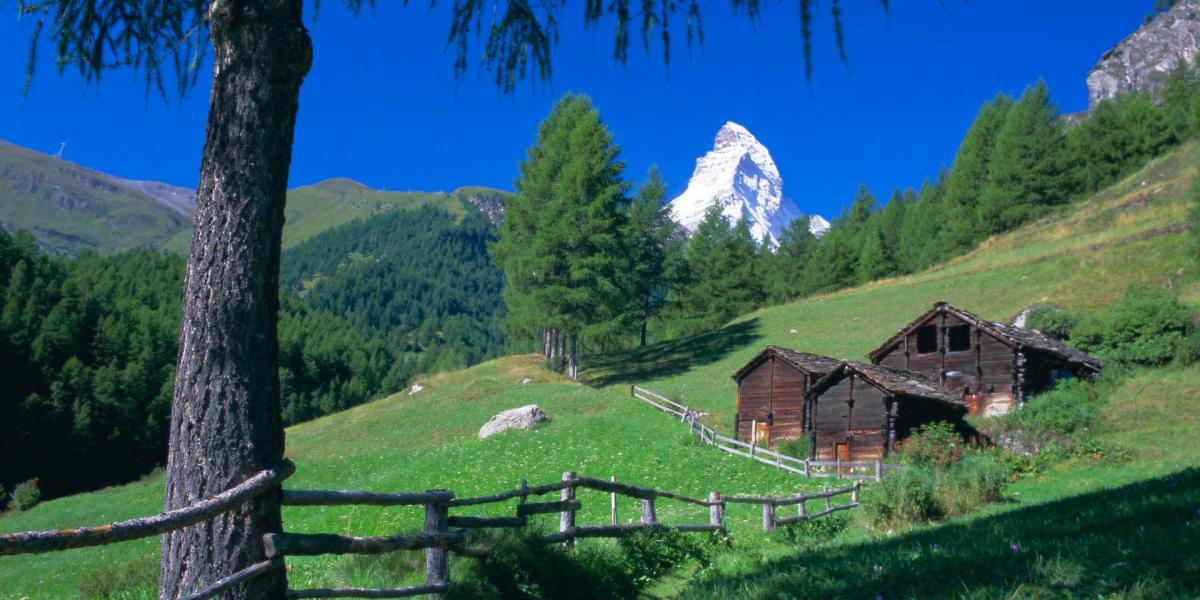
[731,345,842,447]
[805,362,967,463]
[868,301,1102,416]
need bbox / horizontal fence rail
[0,459,296,556]
[0,460,296,600]
[1,460,865,598]
[631,385,903,480]
[275,470,863,598]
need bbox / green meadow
[2,143,1198,598]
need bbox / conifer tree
[857,216,895,282]
[624,166,681,346]
[765,215,818,302]
[978,81,1071,234]
[667,203,763,335]
[1068,92,1174,193]
[940,94,1013,251]
[897,175,947,273]
[878,188,912,270]
[491,94,630,379]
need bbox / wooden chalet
[805,362,967,463]
[868,301,1102,416]
[731,345,842,447]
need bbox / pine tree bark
[160,1,311,598]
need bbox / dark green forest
[280,205,506,376]
[0,231,404,498]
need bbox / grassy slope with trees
[1,137,1195,598]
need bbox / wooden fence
[0,462,860,599]
[631,385,903,480]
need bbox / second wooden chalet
[805,362,968,462]
[868,301,1102,416]
[731,345,842,447]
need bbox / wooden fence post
[560,472,576,547]
[803,459,810,478]
[797,496,806,520]
[610,476,617,526]
[682,407,689,423]
[852,481,860,504]
[641,499,656,525]
[708,492,722,528]
[875,460,882,482]
[762,500,775,532]
[836,455,842,480]
[823,487,831,512]
[750,420,757,457]
[424,491,450,595]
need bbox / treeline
[0,230,403,498]
[498,75,1199,373]
[280,205,507,377]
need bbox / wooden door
[835,442,850,476]
[755,422,770,447]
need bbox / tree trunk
[568,335,578,381]
[640,320,647,347]
[160,2,311,598]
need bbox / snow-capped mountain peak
[668,122,827,246]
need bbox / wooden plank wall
[809,374,889,462]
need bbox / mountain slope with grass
[0,140,193,255]
[1,143,1197,598]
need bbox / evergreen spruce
[765,215,818,302]
[978,81,1071,234]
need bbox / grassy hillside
[161,180,508,253]
[586,140,1199,429]
[0,141,192,255]
[1,143,1197,598]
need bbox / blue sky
[0,1,1150,219]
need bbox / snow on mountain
[668,121,828,247]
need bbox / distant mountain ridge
[0,139,509,255]
[0,140,193,255]
[667,122,828,247]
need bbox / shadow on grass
[681,468,1200,599]
[582,319,762,388]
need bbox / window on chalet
[915,325,938,354]
[947,324,972,353]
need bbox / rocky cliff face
[1087,0,1200,108]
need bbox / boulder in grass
[479,405,549,439]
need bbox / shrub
[935,453,1008,516]
[861,467,939,531]
[1023,303,1080,341]
[1007,379,1102,437]
[902,421,964,466]
[0,484,6,511]
[776,436,811,459]
[780,511,850,544]
[11,478,41,511]
[1076,283,1193,365]
[619,527,712,586]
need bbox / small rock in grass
[479,405,549,439]
[408,383,425,395]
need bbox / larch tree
[978,80,1070,234]
[939,94,1013,252]
[625,166,681,347]
[11,0,887,596]
[491,94,629,380]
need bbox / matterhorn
[668,121,829,247]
